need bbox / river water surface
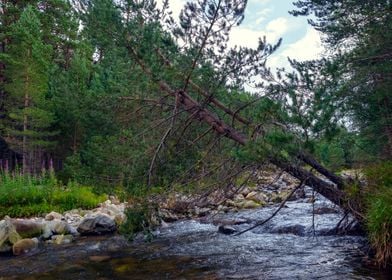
[0,192,389,279]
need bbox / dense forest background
[0,0,391,265]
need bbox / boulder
[42,220,77,239]
[11,219,43,238]
[45,211,64,221]
[0,217,21,253]
[77,214,116,235]
[63,212,83,228]
[12,238,39,256]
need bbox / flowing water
[0,192,389,279]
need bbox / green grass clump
[364,162,392,267]
[0,171,107,218]
[119,204,158,241]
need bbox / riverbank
[0,188,390,279]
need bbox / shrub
[119,203,158,241]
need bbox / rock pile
[0,198,127,256]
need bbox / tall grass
[364,161,392,267]
[0,170,107,218]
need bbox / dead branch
[234,177,308,236]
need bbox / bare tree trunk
[128,46,364,222]
[23,69,29,174]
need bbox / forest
[0,0,391,276]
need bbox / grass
[364,161,392,267]
[0,171,107,218]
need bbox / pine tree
[1,5,53,173]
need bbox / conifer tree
[1,5,53,173]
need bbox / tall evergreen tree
[1,5,53,173]
[290,0,392,159]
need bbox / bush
[119,203,158,241]
[0,171,107,218]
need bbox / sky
[166,0,324,70]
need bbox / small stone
[52,234,74,245]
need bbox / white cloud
[228,17,292,49]
[266,17,289,34]
[169,0,186,19]
[157,0,186,19]
[282,27,323,61]
[254,8,272,25]
[267,27,324,70]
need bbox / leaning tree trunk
[128,46,364,222]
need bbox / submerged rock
[12,238,39,256]
[77,215,116,235]
[212,218,250,226]
[313,207,340,215]
[218,225,237,235]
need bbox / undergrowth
[0,171,107,218]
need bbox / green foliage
[1,5,55,172]
[0,171,106,218]
[119,204,157,242]
[364,162,392,267]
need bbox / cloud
[266,17,289,33]
[254,8,273,25]
[156,0,186,19]
[228,17,292,49]
[267,27,324,70]
[282,27,323,61]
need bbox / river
[0,191,389,279]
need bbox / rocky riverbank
[0,170,340,258]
